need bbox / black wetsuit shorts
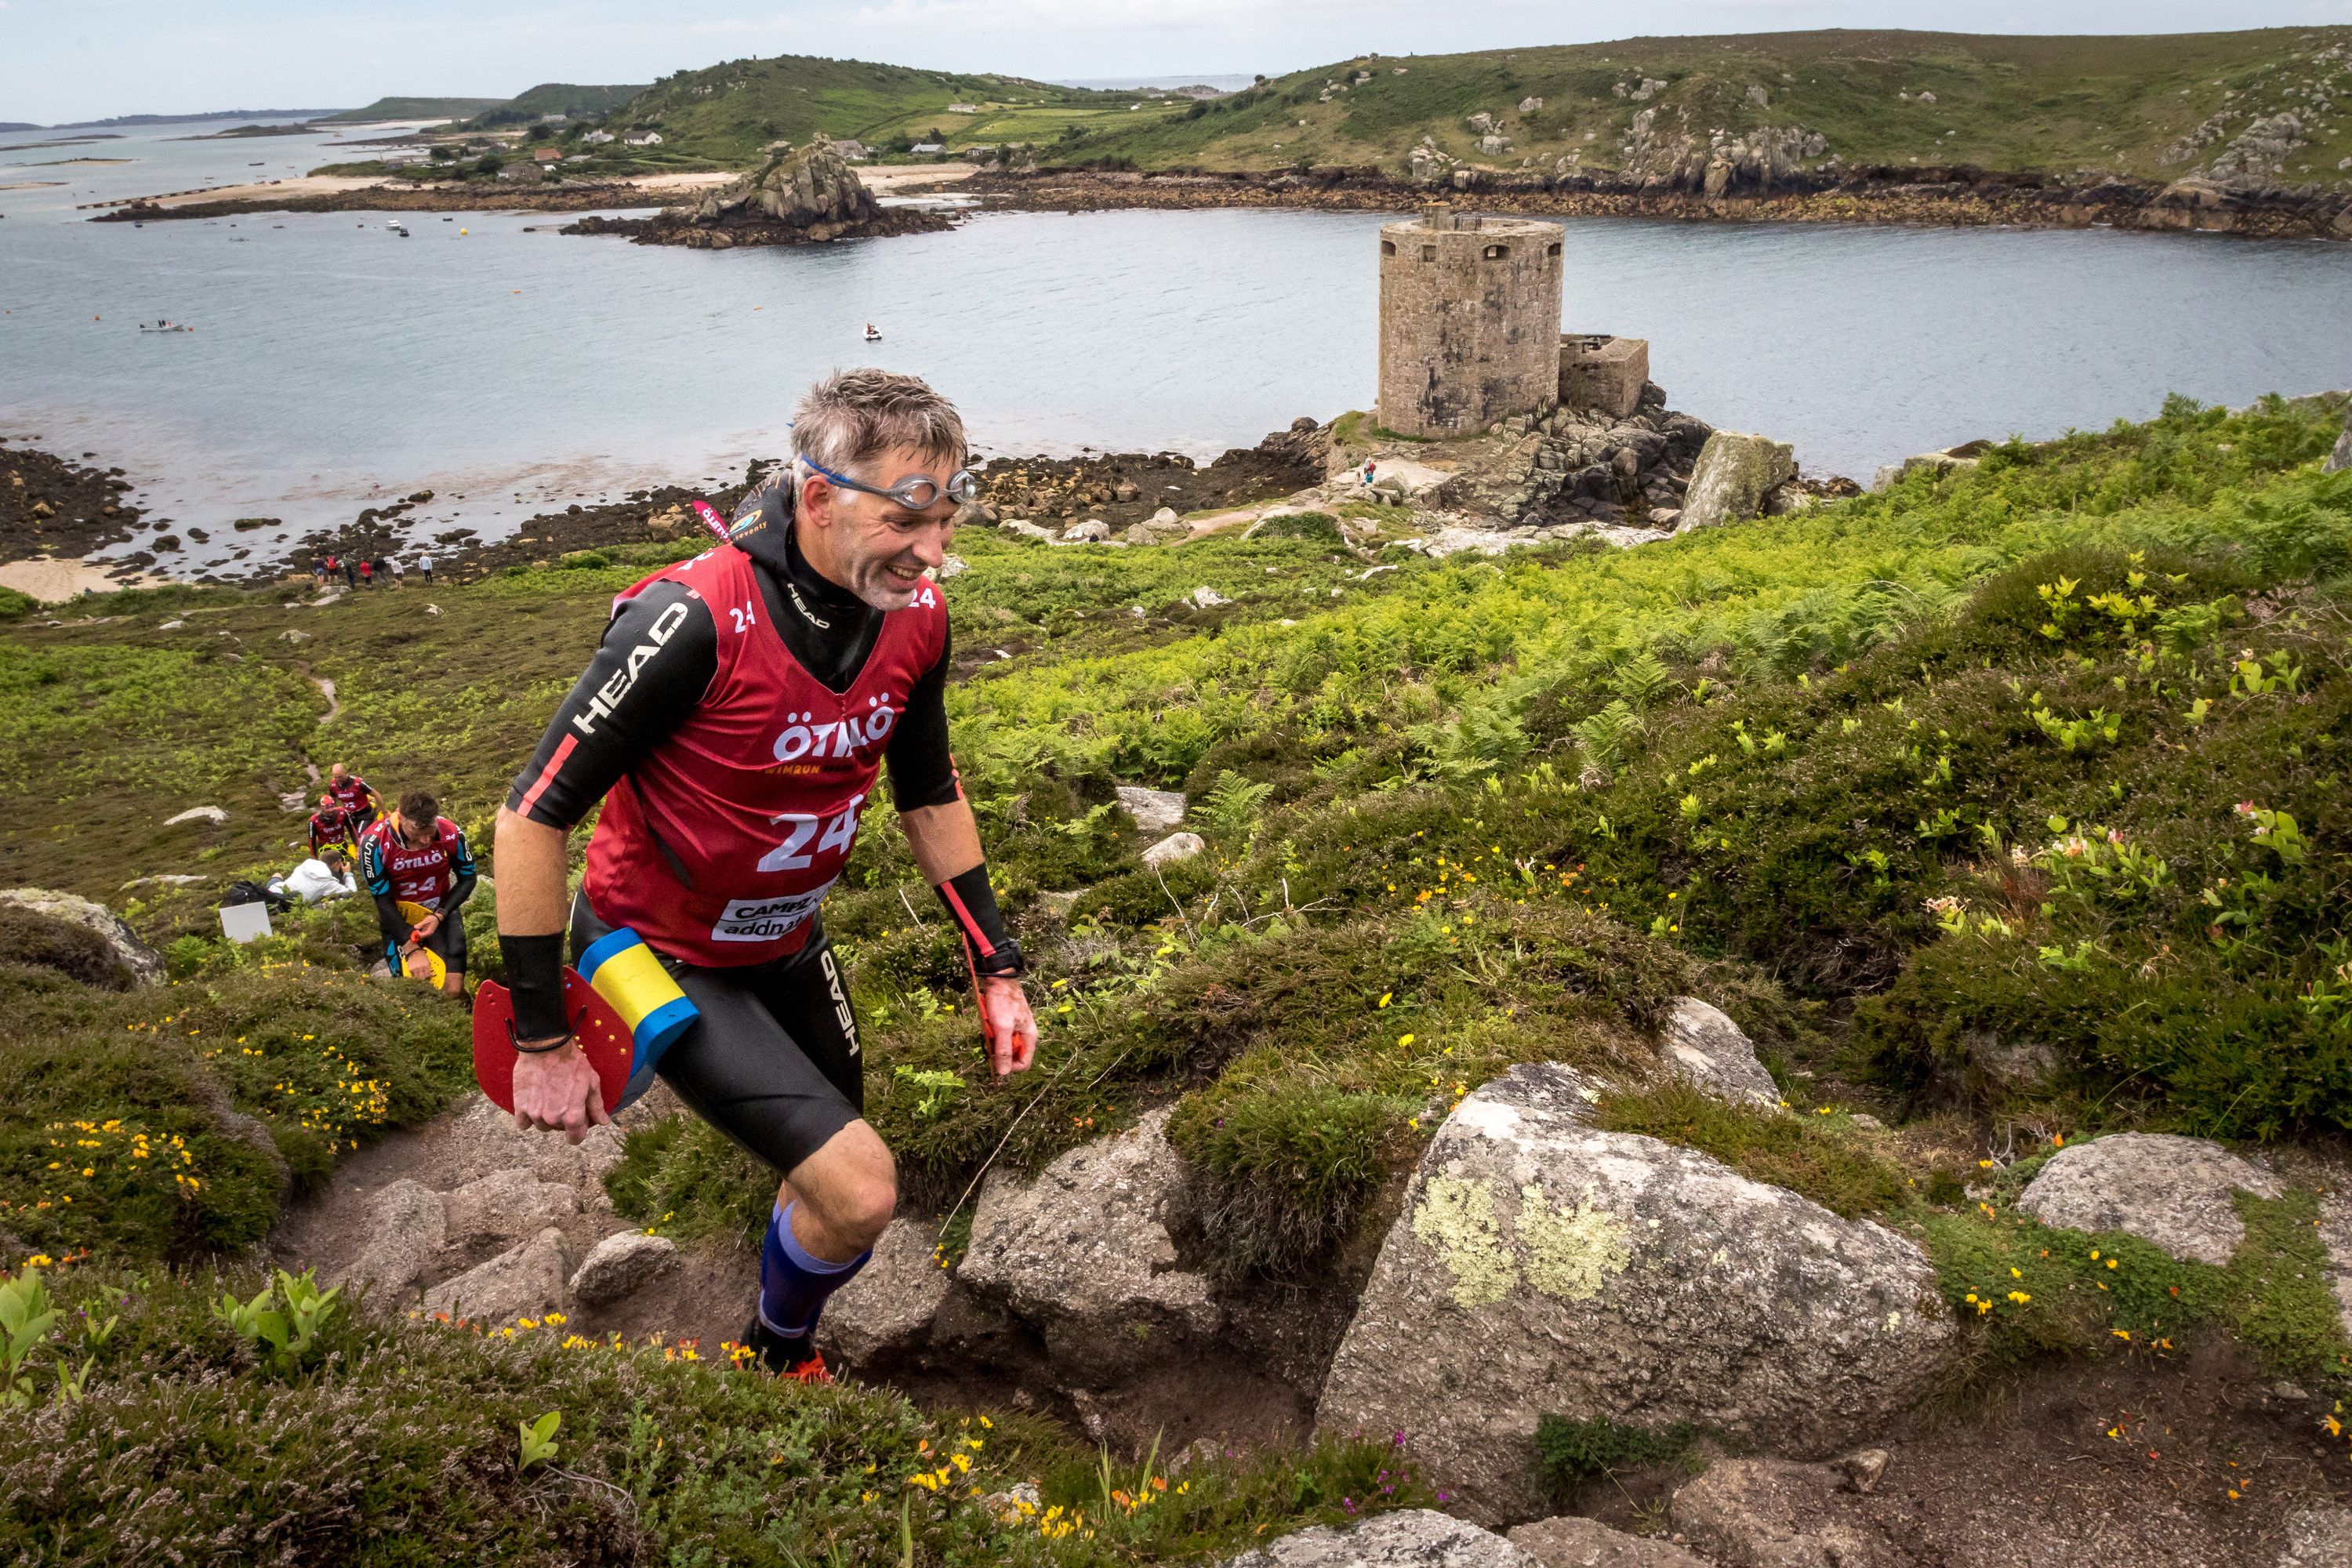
[571,891,862,1177]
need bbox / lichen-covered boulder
[1225,1509,1537,1567]
[958,1109,1217,1385]
[694,143,876,229]
[1678,433,1795,529]
[2015,1132,2282,1266]
[1317,1064,1953,1526]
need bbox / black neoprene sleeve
[935,864,1021,976]
[501,933,569,1040]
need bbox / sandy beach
[0,558,163,601]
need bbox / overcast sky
[3,0,2345,125]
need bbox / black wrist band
[499,932,570,1039]
[511,1025,573,1055]
[935,864,1023,975]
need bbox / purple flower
[1342,1497,1356,1513]
[1437,1490,1453,1504]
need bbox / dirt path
[293,660,339,724]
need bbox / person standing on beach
[418,552,434,584]
[341,556,358,590]
[493,368,1036,1381]
[359,558,375,589]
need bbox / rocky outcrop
[2281,1507,2352,1566]
[0,888,164,986]
[693,142,877,234]
[2015,1132,2281,1266]
[345,1178,448,1300]
[1490,394,1711,526]
[2328,416,2352,476]
[1226,1510,1538,1567]
[1508,1515,1709,1567]
[1317,1064,1954,1526]
[1141,831,1206,868]
[1662,998,1780,1109]
[1680,433,1796,529]
[960,1108,1218,1385]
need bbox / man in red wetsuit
[361,789,477,997]
[325,764,380,832]
[308,798,354,856]
[495,368,1036,1381]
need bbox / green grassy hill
[598,53,1138,163]
[1056,27,2352,186]
[319,96,510,124]
[506,82,645,118]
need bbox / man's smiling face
[800,441,960,612]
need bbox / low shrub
[0,909,131,990]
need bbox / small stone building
[1377,204,1565,438]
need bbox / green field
[1052,27,2352,183]
[593,55,1149,165]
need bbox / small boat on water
[863,325,882,341]
[140,321,191,333]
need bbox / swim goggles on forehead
[795,455,979,510]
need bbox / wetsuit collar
[728,467,868,631]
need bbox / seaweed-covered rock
[1318,1064,1952,1526]
[2016,1132,2281,1266]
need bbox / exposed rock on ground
[0,443,148,572]
[1142,831,1207,868]
[1318,1063,1953,1525]
[1225,1509,1538,1566]
[1671,1457,1896,1567]
[568,1229,679,1306]
[960,1108,1218,1385]
[818,1217,950,1367]
[1115,786,1189,836]
[0,888,164,985]
[423,1226,572,1323]
[1508,1515,1709,1566]
[2016,1132,2283,1266]
[1681,433,1796,529]
[1661,998,1780,1108]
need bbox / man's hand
[512,1039,611,1144]
[401,946,434,981]
[410,912,441,939]
[975,974,1037,1076]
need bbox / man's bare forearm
[493,806,572,938]
[899,799,985,887]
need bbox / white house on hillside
[623,131,663,147]
[947,103,979,114]
[583,130,615,144]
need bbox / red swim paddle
[472,970,634,1117]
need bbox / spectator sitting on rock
[275,848,356,904]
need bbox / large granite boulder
[1225,1510,1538,1567]
[694,143,876,230]
[959,1108,1217,1385]
[2327,416,2352,476]
[1678,434,1795,529]
[0,888,164,986]
[2015,1132,2282,1266]
[342,1178,447,1301]
[1317,1065,1953,1526]
[442,1167,581,1245]
[568,1229,678,1306]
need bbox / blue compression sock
[758,1201,871,1338]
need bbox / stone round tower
[1377,205,1566,438]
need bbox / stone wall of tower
[1377,206,1566,438]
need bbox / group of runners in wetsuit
[305,761,481,1000]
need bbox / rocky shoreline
[960,163,2352,242]
[561,206,952,249]
[89,182,697,223]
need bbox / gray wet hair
[791,368,967,478]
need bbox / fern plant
[1570,699,1645,771]
[1197,770,1274,842]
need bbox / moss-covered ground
[2,390,2350,1554]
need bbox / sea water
[5,117,2350,579]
